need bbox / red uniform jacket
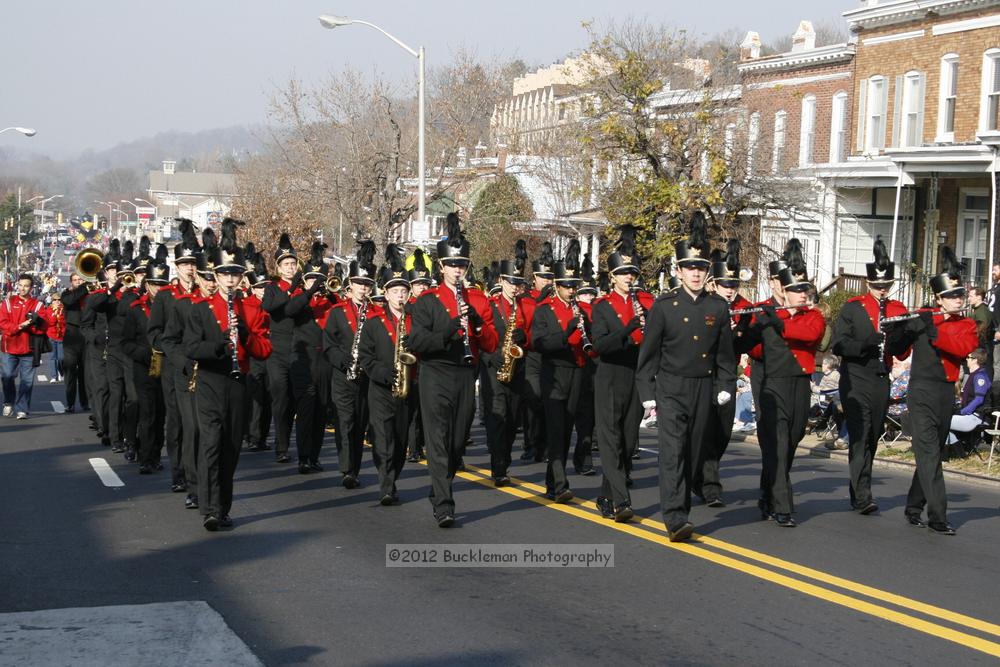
[192,291,272,374]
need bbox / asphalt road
[2,375,1000,666]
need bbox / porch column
[890,162,904,259]
[989,147,998,290]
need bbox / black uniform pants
[419,362,475,517]
[331,369,369,477]
[841,372,890,507]
[266,353,294,455]
[174,367,200,491]
[246,359,271,447]
[521,352,545,458]
[86,346,108,436]
[63,328,87,409]
[758,375,810,515]
[484,370,523,478]
[160,359,184,485]
[573,361,595,471]
[309,356,332,464]
[195,372,246,518]
[407,382,424,457]
[595,363,640,507]
[657,377,714,529]
[369,383,411,498]
[290,353,320,464]
[133,363,164,467]
[541,363,582,496]
[107,350,132,446]
[905,380,952,525]
[122,354,139,445]
[697,399,736,502]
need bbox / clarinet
[345,299,368,380]
[628,286,645,332]
[227,290,242,378]
[571,299,594,353]
[456,284,474,365]
[876,296,887,373]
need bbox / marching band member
[150,220,202,495]
[241,245,273,453]
[407,213,498,526]
[520,242,554,462]
[750,239,825,527]
[59,272,89,412]
[261,233,301,464]
[592,226,653,521]
[636,213,736,541]
[81,242,118,447]
[323,240,377,489]
[359,245,414,504]
[697,239,753,507]
[183,219,271,531]
[573,246,598,477]
[831,237,910,515]
[483,240,532,486]
[405,250,433,462]
[530,240,593,503]
[122,244,170,474]
[889,248,977,535]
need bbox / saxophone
[187,362,198,392]
[149,349,163,378]
[345,299,369,381]
[391,309,417,399]
[496,295,524,383]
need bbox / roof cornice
[843,0,998,32]
[738,43,855,74]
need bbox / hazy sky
[2,0,847,156]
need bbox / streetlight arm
[0,127,36,137]
[322,17,419,58]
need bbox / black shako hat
[865,236,895,284]
[578,236,597,295]
[146,243,171,285]
[215,218,247,274]
[711,239,745,287]
[674,211,711,267]
[436,212,470,262]
[349,240,377,284]
[499,239,527,284]
[406,247,433,284]
[532,241,554,278]
[274,232,297,264]
[303,241,329,279]
[174,218,200,264]
[196,227,219,276]
[608,225,640,275]
[553,239,582,285]
[777,238,811,292]
[929,246,966,297]
[104,238,122,271]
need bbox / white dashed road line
[50,401,65,414]
[89,458,124,487]
[37,374,48,382]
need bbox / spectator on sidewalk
[0,275,48,419]
[46,294,65,383]
[948,348,992,446]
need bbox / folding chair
[984,411,1000,471]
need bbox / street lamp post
[94,201,115,236]
[318,14,425,237]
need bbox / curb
[736,434,1000,489]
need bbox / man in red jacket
[1,274,47,419]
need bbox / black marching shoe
[138,464,152,475]
[407,452,421,463]
[519,450,535,461]
[928,522,956,536]
[706,497,726,508]
[625,474,634,488]
[758,499,774,521]
[595,496,614,519]
[613,503,634,523]
[436,513,455,528]
[185,494,199,510]
[553,489,574,504]
[855,500,879,515]
[309,461,323,472]
[631,451,641,460]
[576,466,596,477]
[342,474,360,489]
[203,514,220,532]
[171,481,187,493]
[123,444,137,462]
[219,515,234,528]
[379,493,395,506]
[275,453,290,463]
[905,513,926,528]
[494,475,511,488]
[298,462,312,475]
[111,442,125,453]
[774,513,797,527]
[667,522,694,543]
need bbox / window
[799,95,816,166]
[982,49,1000,132]
[747,112,761,173]
[772,111,786,173]
[898,71,925,147]
[866,77,888,152]
[959,191,990,282]
[830,91,849,162]
[938,54,959,140]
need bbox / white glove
[642,400,656,419]
[716,391,732,406]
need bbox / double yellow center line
[443,459,1000,658]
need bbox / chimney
[740,31,762,61]
[791,21,816,53]
[162,160,176,175]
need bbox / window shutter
[856,83,868,151]
[916,73,927,145]
[880,79,891,149]
[891,75,903,148]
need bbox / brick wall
[851,7,1000,151]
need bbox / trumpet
[326,274,342,294]
[73,247,104,282]
[121,273,136,288]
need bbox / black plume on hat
[865,235,896,282]
[386,243,405,272]
[220,218,245,254]
[873,236,890,272]
[310,240,327,265]
[581,236,595,282]
[154,243,168,263]
[245,241,257,259]
[358,239,376,272]
[598,270,610,293]
[726,238,741,273]
[941,245,963,277]
[514,239,527,274]
[539,241,553,266]
[446,213,461,250]
[122,239,134,265]
[784,238,805,274]
[138,235,151,260]
[930,246,966,296]
[275,232,296,262]
[564,239,581,272]
[202,227,217,252]
[618,224,637,256]
[178,218,198,248]
[689,211,707,252]
[709,248,724,264]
